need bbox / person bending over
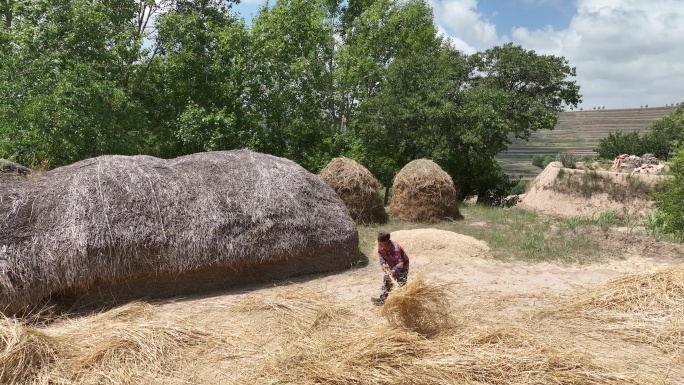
[372,230,410,305]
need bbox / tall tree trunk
[3,0,12,28]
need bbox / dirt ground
[517,161,667,219]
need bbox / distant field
[497,106,678,181]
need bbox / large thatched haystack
[0,150,358,315]
[389,159,460,222]
[319,157,387,225]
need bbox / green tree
[647,104,684,160]
[245,0,337,171]
[348,41,453,189]
[138,0,249,158]
[648,105,684,237]
[468,43,581,142]
[335,0,440,128]
[595,131,644,159]
[0,0,149,166]
[651,148,684,238]
[352,41,581,201]
[596,105,684,161]
[0,0,12,28]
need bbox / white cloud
[428,0,501,49]
[436,25,478,54]
[431,0,684,108]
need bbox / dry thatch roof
[319,157,388,225]
[389,159,461,222]
[0,149,358,315]
[0,159,30,177]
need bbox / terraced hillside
[498,106,678,180]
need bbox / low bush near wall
[552,170,663,202]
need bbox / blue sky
[230,0,684,110]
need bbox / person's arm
[379,252,390,274]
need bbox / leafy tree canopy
[0,0,582,206]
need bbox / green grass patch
[357,204,602,264]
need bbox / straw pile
[319,157,388,224]
[543,265,684,356]
[0,302,223,384]
[228,282,637,384]
[389,159,461,222]
[0,149,358,315]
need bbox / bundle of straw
[381,272,455,337]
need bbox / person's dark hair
[377,230,390,242]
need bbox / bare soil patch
[518,161,667,219]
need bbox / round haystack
[0,149,358,315]
[389,159,460,222]
[319,157,388,225]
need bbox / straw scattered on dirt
[0,302,225,384]
[541,265,684,358]
[1,228,683,384]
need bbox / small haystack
[0,150,358,315]
[319,157,388,225]
[389,159,460,222]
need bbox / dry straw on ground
[0,149,358,315]
[0,279,661,384]
[319,157,388,224]
[224,281,637,384]
[542,265,684,358]
[0,302,224,384]
[389,159,460,222]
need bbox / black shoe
[371,297,385,306]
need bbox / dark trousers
[380,269,408,299]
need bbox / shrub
[532,154,544,169]
[510,180,528,195]
[651,147,684,238]
[595,131,643,159]
[542,155,555,168]
[556,152,577,168]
